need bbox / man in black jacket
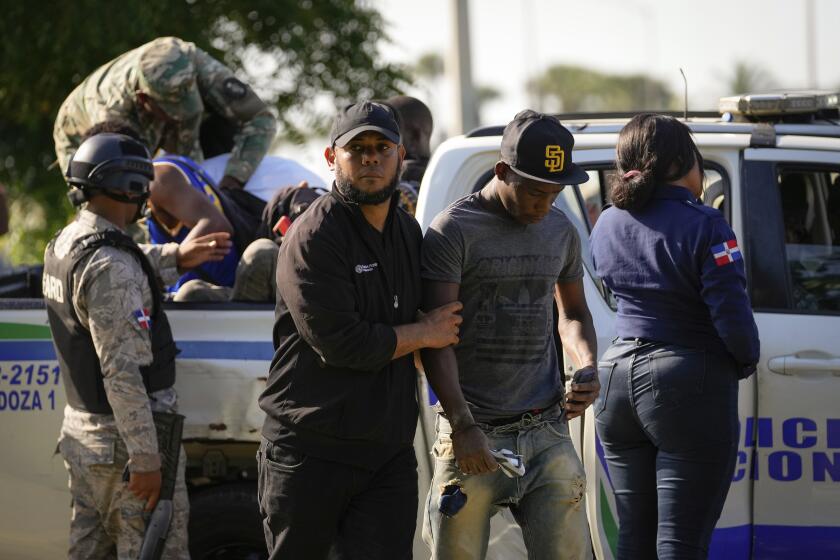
[257,101,462,559]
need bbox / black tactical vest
[43,229,177,414]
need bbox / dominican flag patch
[133,308,152,330]
[712,240,742,266]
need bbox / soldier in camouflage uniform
[43,132,231,559]
[54,36,276,190]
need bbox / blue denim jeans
[595,339,739,560]
[422,409,592,560]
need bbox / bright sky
[283,0,840,179]
[376,0,840,132]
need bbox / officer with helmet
[43,133,230,559]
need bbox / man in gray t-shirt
[422,194,582,422]
[420,110,600,560]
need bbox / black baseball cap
[330,101,401,147]
[500,110,589,185]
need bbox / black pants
[595,339,739,559]
[257,438,418,560]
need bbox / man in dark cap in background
[386,95,434,215]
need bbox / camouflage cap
[137,37,202,120]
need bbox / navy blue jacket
[590,185,760,370]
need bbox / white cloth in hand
[491,448,526,478]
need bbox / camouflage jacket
[54,210,181,472]
[53,37,276,185]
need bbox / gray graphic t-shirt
[421,190,583,422]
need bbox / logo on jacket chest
[354,262,379,274]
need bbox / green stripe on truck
[600,479,619,558]
[0,322,52,340]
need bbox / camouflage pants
[59,436,190,560]
[174,238,278,302]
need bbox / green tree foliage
[725,60,777,95]
[476,85,501,107]
[0,0,408,264]
[414,52,445,81]
[529,64,673,113]
[411,51,501,126]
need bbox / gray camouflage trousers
[174,238,278,302]
[59,436,190,559]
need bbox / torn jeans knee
[438,483,468,517]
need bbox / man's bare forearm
[420,346,475,430]
[558,312,597,369]
[182,216,232,242]
[419,282,470,427]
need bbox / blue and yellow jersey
[149,155,240,291]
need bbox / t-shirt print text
[475,254,563,279]
[354,262,379,274]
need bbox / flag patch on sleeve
[712,240,742,267]
[133,308,152,330]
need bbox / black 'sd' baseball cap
[500,110,589,185]
[330,101,401,147]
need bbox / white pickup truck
[1,91,838,559]
[415,91,840,559]
[0,294,276,558]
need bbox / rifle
[139,412,185,560]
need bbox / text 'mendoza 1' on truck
[1,91,839,559]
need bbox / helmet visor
[100,171,151,198]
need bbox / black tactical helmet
[65,133,154,206]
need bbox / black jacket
[260,188,422,464]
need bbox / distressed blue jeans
[595,339,739,560]
[422,409,592,560]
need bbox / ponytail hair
[611,114,701,211]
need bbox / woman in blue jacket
[590,114,760,559]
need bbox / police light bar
[719,91,840,117]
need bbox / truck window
[579,164,729,229]
[556,169,616,309]
[701,168,728,222]
[578,169,616,229]
[570,163,730,310]
[777,167,840,313]
[557,184,589,235]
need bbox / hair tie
[622,170,642,181]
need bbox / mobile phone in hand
[565,366,597,404]
[572,366,597,385]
